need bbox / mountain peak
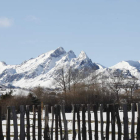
[78,51,89,59]
[67,50,76,57]
[56,47,65,52]
[0,61,7,67]
[51,47,66,57]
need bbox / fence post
[6,107,10,140]
[106,104,110,140]
[115,104,121,140]
[11,106,18,140]
[26,105,30,140]
[44,105,50,140]
[131,103,135,140]
[110,105,115,140]
[82,104,86,140]
[20,105,25,140]
[55,105,58,140]
[51,106,54,140]
[58,105,62,140]
[72,104,76,140]
[41,102,44,120]
[137,103,140,140]
[93,104,98,140]
[100,104,104,140]
[61,105,68,140]
[87,104,92,140]
[32,105,36,140]
[38,105,42,140]
[76,104,81,140]
[123,104,129,140]
[0,107,4,140]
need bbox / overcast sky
[0,0,140,67]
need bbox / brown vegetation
[0,69,140,115]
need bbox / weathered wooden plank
[137,103,140,140]
[32,105,36,140]
[82,104,86,140]
[26,105,30,140]
[72,104,76,140]
[93,104,98,140]
[51,106,54,140]
[44,105,50,140]
[123,104,129,140]
[110,105,115,140]
[115,104,121,140]
[0,106,4,140]
[76,104,81,140]
[100,104,104,140]
[61,105,68,140]
[131,103,135,140]
[11,106,18,140]
[38,105,42,140]
[6,107,10,140]
[106,104,110,140]
[87,104,92,140]
[55,105,58,140]
[58,105,62,140]
[41,102,44,120]
[20,105,25,140]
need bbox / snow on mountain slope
[70,51,99,70]
[16,47,66,74]
[110,60,140,79]
[0,47,100,88]
[1,47,140,90]
[55,50,76,68]
[96,63,106,69]
[0,61,8,73]
[87,60,140,85]
[111,60,140,70]
[0,61,7,67]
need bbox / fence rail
[0,103,140,140]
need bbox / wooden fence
[0,103,140,140]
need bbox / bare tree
[57,68,67,94]
[127,77,138,100]
[108,70,125,103]
[70,69,85,94]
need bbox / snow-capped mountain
[83,60,140,87]
[1,47,140,89]
[0,47,100,88]
[110,60,140,79]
